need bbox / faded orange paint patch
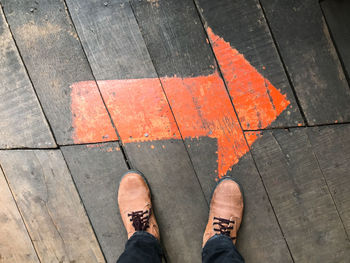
[207,27,290,130]
[97,79,181,143]
[70,81,117,143]
[245,131,262,147]
[162,73,248,176]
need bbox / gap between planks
[255,0,308,125]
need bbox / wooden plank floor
[0,0,349,262]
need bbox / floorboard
[194,0,304,128]
[226,153,293,262]
[260,0,350,125]
[65,1,209,262]
[306,124,350,236]
[0,150,105,262]
[0,7,55,149]
[66,0,156,80]
[61,142,129,263]
[321,0,350,81]
[250,128,350,262]
[1,0,117,145]
[0,168,39,262]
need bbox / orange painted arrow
[70,28,290,177]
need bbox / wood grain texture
[321,0,350,80]
[61,143,129,263]
[194,0,304,128]
[260,0,350,125]
[0,8,55,149]
[131,0,214,77]
[0,150,105,262]
[1,0,116,145]
[0,168,39,262]
[307,124,350,236]
[250,129,350,262]
[66,0,155,80]
[65,1,209,262]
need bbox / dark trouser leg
[117,232,163,263]
[202,235,245,263]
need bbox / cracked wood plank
[0,7,55,149]
[250,128,350,262]
[260,0,350,125]
[61,143,129,262]
[0,150,105,262]
[0,167,39,262]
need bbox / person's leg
[202,235,244,263]
[117,232,162,263]
[202,178,245,263]
[117,170,163,263]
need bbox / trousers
[117,231,245,263]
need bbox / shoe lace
[213,217,236,240]
[128,210,150,231]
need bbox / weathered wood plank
[193,0,304,128]
[321,0,350,80]
[129,1,293,262]
[65,1,209,262]
[0,7,55,149]
[260,0,350,125]
[250,128,350,262]
[0,168,39,262]
[132,0,215,78]
[0,150,105,262]
[61,142,129,263]
[1,0,117,145]
[67,0,155,80]
[227,153,294,262]
[307,124,350,236]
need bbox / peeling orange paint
[207,27,290,130]
[161,73,248,177]
[70,81,117,143]
[70,29,291,177]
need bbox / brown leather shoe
[118,170,160,240]
[202,178,244,247]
